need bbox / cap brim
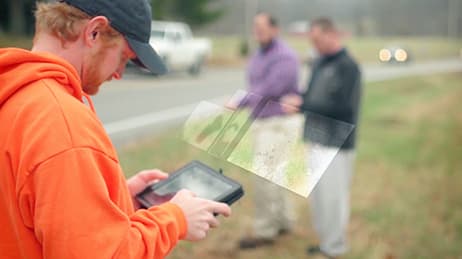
[126,37,168,75]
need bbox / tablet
[136,161,244,209]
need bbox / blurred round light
[379,49,392,62]
[395,49,408,62]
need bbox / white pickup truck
[149,21,212,76]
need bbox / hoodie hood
[0,48,82,107]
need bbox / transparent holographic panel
[226,100,354,197]
[182,101,234,152]
[183,91,263,159]
[207,91,263,158]
[302,111,355,195]
[183,95,354,198]
[206,106,253,158]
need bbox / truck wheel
[159,56,170,75]
[188,56,204,76]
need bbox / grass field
[120,73,462,259]
[210,36,462,65]
[119,72,462,259]
[0,34,33,50]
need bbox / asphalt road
[92,58,462,147]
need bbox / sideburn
[82,46,111,95]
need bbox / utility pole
[456,0,461,38]
[448,0,460,38]
[8,0,26,35]
[244,0,259,52]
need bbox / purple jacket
[239,39,300,119]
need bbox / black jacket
[301,48,362,150]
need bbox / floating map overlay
[183,93,354,197]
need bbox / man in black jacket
[282,18,361,259]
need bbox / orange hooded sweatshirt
[0,48,187,259]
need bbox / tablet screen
[146,166,234,204]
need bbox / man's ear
[83,16,110,47]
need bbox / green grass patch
[118,72,462,258]
[210,36,462,65]
[0,34,32,49]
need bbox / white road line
[104,59,462,136]
[104,96,229,136]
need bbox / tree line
[0,0,224,35]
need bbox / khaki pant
[307,143,355,256]
[251,116,297,239]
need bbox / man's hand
[170,189,231,241]
[225,100,238,110]
[281,94,302,114]
[128,169,169,210]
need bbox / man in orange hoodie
[0,0,231,258]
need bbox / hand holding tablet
[136,160,244,210]
[136,161,244,241]
[169,190,231,241]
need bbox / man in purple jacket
[235,13,300,249]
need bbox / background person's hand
[170,189,232,241]
[225,100,239,110]
[281,94,302,114]
[127,169,169,209]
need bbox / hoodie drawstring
[82,93,96,113]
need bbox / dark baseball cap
[61,0,167,75]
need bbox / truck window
[151,30,165,39]
[173,31,183,42]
